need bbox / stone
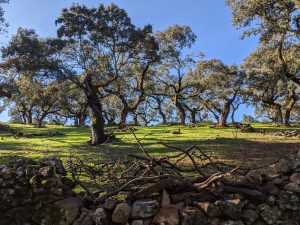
[276,190,299,211]
[55,197,83,225]
[245,170,262,184]
[92,207,106,223]
[209,218,220,225]
[179,207,208,225]
[15,167,24,177]
[220,221,244,225]
[131,199,159,219]
[274,153,300,173]
[290,172,300,184]
[103,199,117,211]
[216,199,242,220]
[132,220,144,225]
[161,189,171,207]
[175,201,185,210]
[241,210,259,224]
[40,156,66,175]
[284,183,300,192]
[196,202,222,218]
[49,187,63,196]
[258,203,281,225]
[1,167,13,179]
[32,202,64,225]
[153,205,179,225]
[112,203,131,223]
[73,212,94,225]
[39,165,55,177]
[25,165,39,177]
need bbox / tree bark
[219,101,231,127]
[276,105,283,123]
[172,96,186,124]
[84,75,106,145]
[120,106,130,125]
[156,99,167,124]
[284,96,297,127]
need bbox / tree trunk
[36,115,46,128]
[285,98,296,127]
[219,101,231,127]
[174,99,186,124]
[276,105,283,124]
[190,110,196,124]
[79,114,87,127]
[133,113,138,126]
[120,106,130,126]
[157,99,167,124]
[27,111,33,125]
[84,76,106,145]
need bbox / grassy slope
[0,123,300,167]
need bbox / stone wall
[1,152,300,225]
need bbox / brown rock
[153,205,179,225]
[245,170,262,184]
[103,199,117,211]
[290,173,300,184]
[112,203,131,224]
[132,220,144,225]
[284,183,300,192]
[196,202,222,218]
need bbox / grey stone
[131,199,159,219]
[258,203,281,225]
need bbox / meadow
[1,123,300,168]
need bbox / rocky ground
[1,152,300,225]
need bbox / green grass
[1,122,300,167]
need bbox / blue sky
[0,0,258,122]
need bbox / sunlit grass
[0,122,300,167]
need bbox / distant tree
[242,114,255,123]
[60,86,89,127]
[1,28,66,126]
[155,25,196,124]
[56,4,159,144]
[0,0,8,33]
[191,59,245,127]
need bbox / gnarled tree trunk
[84,75,106,145]
[219,101,231,127]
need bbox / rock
[49,187,63,196]
[1,167,13,179]
[73,212,94,225]
[55,197,83,225]
[131,199,159,219]
[132,220,144,225]
[39,165,55,177]
[274,153,300,173]
[161,189,171,207]
[15,167,24,177]
[216,199,242,220]
[91,208,106,223]
[153,205,179,225]
[112,203,131,223]
[179,207,208,225]
[103,199,117,211]
[175,201,185,210]
[40,156,66,175]
[209,218,220,225]
[25,165,39,177]
[196,202,222,218]
[290,172,300,184]
[258,203,281,225]
[41,176,61,188]
[241,210,259,224]
[284,182,300,192]
[220,220,244,225]
[276,190,299,211]
[245,170,262,184]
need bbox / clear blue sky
[0,0,257,122]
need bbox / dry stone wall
[1,152,300,225]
